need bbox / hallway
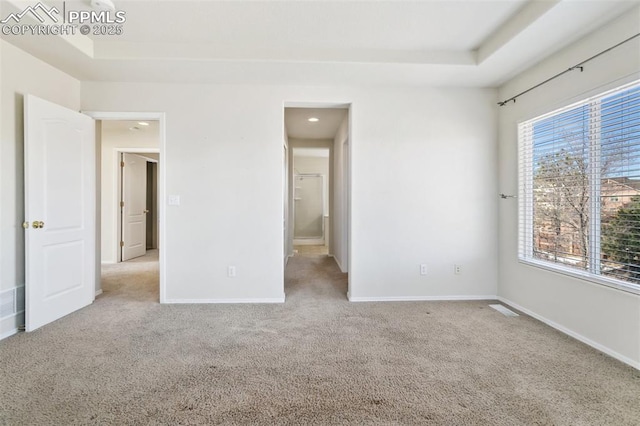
[285,255,348,302]
[100,249,159,302]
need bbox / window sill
[518,257,640,296]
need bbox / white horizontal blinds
[523,104,591,272]
[599,84,640,284]
[518,122,533,260]
[518,80,640,291]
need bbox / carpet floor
[1,251,639,425]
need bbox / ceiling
[101,119,158,134]
[1,0,637,87]
[285,108,348,140]
[293,148,330,158]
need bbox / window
[519,80,640,294]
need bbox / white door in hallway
[121,153,147,261]
[24,95,96,332]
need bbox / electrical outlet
[454,264,462,275]
[228,266,236,277]
[420,264,428,275]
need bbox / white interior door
[24,95,95,332]
[121,153,147,261]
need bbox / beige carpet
[1,253,639,425]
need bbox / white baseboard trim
[0,286,25,342]
[1,312,24,341]
[0,327,19,340]
[95,289,103,297]
[497,296,640,370]
[101,261,116,265]
[349,295,497,302]
[164,296,286,304]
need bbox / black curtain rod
[497,33,640,107]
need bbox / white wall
[0,40,81,337]
[497,10,640,368]
[349,89,498,300]
[81,83,498,303]
[100,126,159,264]
[0,39,4,333]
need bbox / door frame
[83,111,167,303]
[283,143,289,267]
[282,102,352,298]
[342,138,350,273]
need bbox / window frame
[518,80,640,296]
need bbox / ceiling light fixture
[138,121,150,126]
[129,126,140,131]
[308,117,319,122]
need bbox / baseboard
[497,296,640,370]
[0,313,24,340]
[101,261,116,265]
[164,296,286,304]
[95,289,103,297]
[349,295,497,302]
[0,286,25,342]
[0,327,19,340]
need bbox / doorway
[86,113,166,303]
[22,102,167,332]
[283,105,351,297]
[98,120,160,264]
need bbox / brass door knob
[143,210,150,214]
[32,221,44,229]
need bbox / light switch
[168,195,180,206]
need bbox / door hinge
[120,161,125,167]
[120,241,125,247]
[120,201,124,208]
